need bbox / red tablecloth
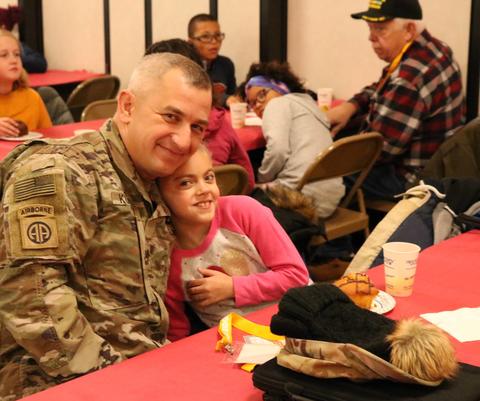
[0,118,264,161]
[235,123,265,151]
[368,230,480,366]
[0,120,105,160]
[21,231,480,401]
[28,70,104,88]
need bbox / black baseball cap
[351,0,422,22]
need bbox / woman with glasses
[188,14,236,106]
[244,61,345,219]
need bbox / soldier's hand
[186,268,234,308]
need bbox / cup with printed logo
[316,87,334,111]
[382,242,420,297]
[230,102,248,129]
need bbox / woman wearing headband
[244,61,344,219]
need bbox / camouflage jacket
[0,120,173,400]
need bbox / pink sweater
[165,196,309,341]
[204,107,255,191]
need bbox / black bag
[252,358,480,401]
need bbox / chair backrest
[36,86,74,125]
[66,75,120,121]
[213,164,250,196]
[296,132,383,207]
[81,99,117,122]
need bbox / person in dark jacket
[21,43,47,73]
[188,14,236,106]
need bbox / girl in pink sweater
[159,145,309,341]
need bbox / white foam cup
[230,102,248,129]
[382,242,420,297]
[317,87,334,111]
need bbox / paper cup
[382,242,420,297]
[230,102,247,129]
[317,87,334,111]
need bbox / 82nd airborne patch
[19,204,59,249]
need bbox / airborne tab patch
[14,175,56,202]
[18,204,55,218]
[20,217,59,249]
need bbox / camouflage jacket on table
[0,120,174,400]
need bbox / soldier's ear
[117,90,135,123]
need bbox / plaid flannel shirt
[350,29,465,183]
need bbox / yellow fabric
[216,312,284,352]
[0,87,52,130]
[216,312,284,372]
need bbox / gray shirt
[258,93,345,218]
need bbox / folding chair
[67,75,120,121]
[213,164,250,196]
[296,132,383,244]
[365,199,396,213]
[81,99,117,121]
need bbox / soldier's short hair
[127,52,211,95]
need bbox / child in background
[0,29,51,137]
[159,145,309,341]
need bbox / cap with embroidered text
[351,0,422,22]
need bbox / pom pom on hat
[388,318,458,382]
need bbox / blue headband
[245,76,291,96]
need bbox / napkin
[233,336,282,364]
[421,307,480,342]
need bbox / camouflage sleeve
[0,152,123,378]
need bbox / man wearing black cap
[327,0,465,200]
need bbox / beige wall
[288,0,471,100]
[0,0,17,7]
[42,0,104,74]
[38,1,473,99]
[110,0,145,88]
[152,0,208,41]
[218,0,260,85]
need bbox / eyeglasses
[191,32,226,44]
[247,88,270,109]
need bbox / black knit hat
[351,0,422,22]
[270,283,396,361]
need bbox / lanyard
[361,40,414,133]
[216,312,285,372]
[376,40,413,93]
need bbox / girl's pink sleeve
[229,197,310,307]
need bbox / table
[368,230,480,367]
[0,118,264,161]
[21,231,480,400]
[28,70,104,88]
[0,120,105,160]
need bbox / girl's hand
[0,117,20,137]
[186,268,234,308]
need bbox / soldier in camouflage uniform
[0,53,212,400]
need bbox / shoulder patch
[17,204,55,218]
[30,157,56,172]
[14,175,56,202]
[20,217,59,249]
